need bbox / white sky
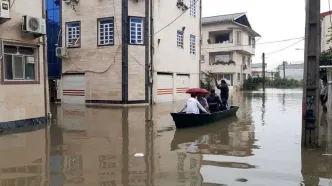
[202,0,330,69]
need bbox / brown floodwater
[1,88,332,186]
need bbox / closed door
[62,74,85,104]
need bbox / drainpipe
[149,0,154,105]
[42,0,49,118]
[198,0,202,87]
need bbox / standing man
[214,79,229,108]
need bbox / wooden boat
[170,106,239,129]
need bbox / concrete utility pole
[283,61,286,79]
[262,53,265,91]
[302,0,321,147]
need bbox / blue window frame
[98,18,114,46]
[190,34,196,54]
[177,31,184,48]
[129,17,144,45]
[66,22,81,48]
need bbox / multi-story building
[201,12,260,89]
[0,0,48,126]
[56,0,201,105]
[321,11,332,52]
[275,61,303,81]
[251,63,277,80]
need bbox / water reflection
[4,88,332,185]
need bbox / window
[66,22,81,48]
[200,55,205,62]
[237,73,240,82]
[98,18,114,46]
[3,45,37,82]
[129,17,144,45]
[248,36,252,45]
[242,55,246,64]
[247,57,251,66]
[190,0,196,17]
[190,34,196,54]
[215,54,232,62]
[236,31,242,45]
[177,30,184,48]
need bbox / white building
[57,0,201,105]
[251,63,277,79]
[321,11,332,52]
[200,12,260,89]
[275,62,303,81]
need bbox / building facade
[0,0,48,126]
[200,13,260,89]
[251,63,277,79]
[57,0,201,105]
[321,11,332,52]
[275,62,304,81]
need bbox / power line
[154,0,199,35]
[265,38,304,55]
[201,36,304,50]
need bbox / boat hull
[170,106,239,129]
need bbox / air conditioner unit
[56,47,68,58]
[0,0,10,20]
[22,15,46,35]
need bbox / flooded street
[2,88,332,186]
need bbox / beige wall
[61,0,123,101]
[153,0,201,85]
[0,0,46,122]
[201,22,255,87]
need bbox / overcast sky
[202,0,330,69]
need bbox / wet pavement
[1,88,332,186]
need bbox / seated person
[207,89,225,112]
[197,93,209,113]
[181,93,209,114]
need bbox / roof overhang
[232,21,261,37]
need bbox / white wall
[153,0,201,88]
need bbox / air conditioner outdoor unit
[22,15,46,35]
[56,47,68,58]
[0,0,10,20]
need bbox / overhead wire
[154,0,199,35]
[265,38,304,55]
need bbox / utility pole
[302,0,320,147]
[262,53,265,91]
[283,61,286,79]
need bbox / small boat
[170,106,239,129]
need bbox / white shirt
[184,97,208,114]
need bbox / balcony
[203,42,255,55]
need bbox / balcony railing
[203,42,255,55]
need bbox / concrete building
[275,62,303,81]
[251,63,277,79]
[201,12,260,89]
[321,11,332,52]
[0,0,48,126]
[56,0,201,105]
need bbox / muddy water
[1,88,332,186]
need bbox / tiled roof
[202,12,246,24]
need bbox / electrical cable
[201,36,304,50]
[154,0,199,35]
[265,38,304,55]
[10,0,17,8]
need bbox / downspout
[198,0,202,87]
[149,0,154,105]
[42,0,49,118]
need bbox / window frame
[65,21,81,48]
[190,0,196,17]
[1,42,40,85]
[236,31,242,45]
[128,16,144,45]
[177,30,184,49]
[97,17,115,47]
[190,34,196,55]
